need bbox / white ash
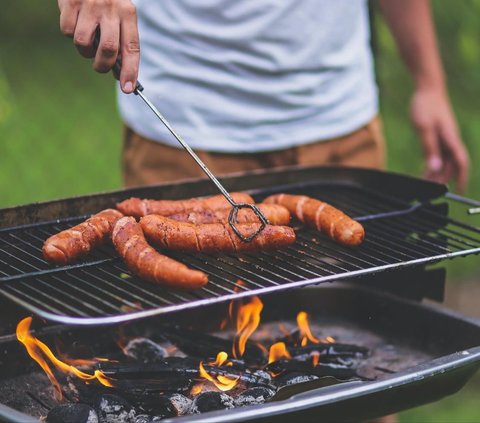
[284,374,318,385]
[252,370,272,383]
[133,415,162,423]
[168,393,192,416]
[234,387,276,407]
[123,337,167,363]
[96,395,136,423]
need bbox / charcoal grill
[1,166,479,325]
[0,166,479,422]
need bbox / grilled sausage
[42,209,124,264]
[263,194,365,246]
[116,193,255,218]
[140,215,296,254]
[168,204,291,226]
[112,217,208,289]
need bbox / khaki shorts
[122,117,386,187]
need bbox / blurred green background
[0,1,479,422]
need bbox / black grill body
[0,166,479,422]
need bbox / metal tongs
[102,40,268,242]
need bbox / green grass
[0,3,479,423]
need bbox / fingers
[57,0,139,90]
[417,124,443,181]
[93,18,120,73]
[119,4,140,93]
[59,0,78,38]
[73,7,97,58]
[439,124,470,194]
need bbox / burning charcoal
[169,393,193,416]
[190,391,234,414]
[275,372,319,387]
[47,404,99,423]
[123,337,167,363]
[94,394,136,423]
[234,387,276,407]
[159,324,265,364]
[266,359,359,380]
[99,359,274,390]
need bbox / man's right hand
[58,0,140,94]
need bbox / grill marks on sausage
[167,204,291,226]
[263,194,365,247]
[42,209,124,264]
[116,193,255,218]
[112,217,208,290]
[140,215,296,254]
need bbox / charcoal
[252,369,272,383]
[123,338,167,363]
[47,403,98,423]
[266,359,358,380]
[124,393,191,418]
[190,391,234,414]
[94,394,136,423]
[275,372,319,386]
[234,387,276,407]
[133,416,163,423]
[288,342,368,358]
[168,393,193,416]
[159,324,265,364]
[99,359,273,390]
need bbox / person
[57,0,469,193]
[56,3,467,422]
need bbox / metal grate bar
[0,182,479,324]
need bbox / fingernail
[428,156,442,172]
[123,81,133,93]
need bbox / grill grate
[1,182,479,325]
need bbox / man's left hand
[410,87,469,193]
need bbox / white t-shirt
[118,0,378,153]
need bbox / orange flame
[311,351,320,367]
[268,342,291,364]
[16,317,113,400]
[297,311,320,346]
[198,352,239,392]
[232,296,263,359]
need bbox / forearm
[378,0,446,92]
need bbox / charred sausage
[263,194,365,246]
[116,193,255,218]
[112,217,208,289]
[42,209,124,264]
[140,215,296,254]
[168,204,291,226]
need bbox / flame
[191,384,204,396]
[325,336,335,343]
[198,352,239,392]
[232,296,263,359]
[16,317,113,400]
[268,342,291,364]
[311,351,320,367]
[297,311,320,345]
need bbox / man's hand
[58,0,140,94]
[411,88,469,193]
[379,0,470,193]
